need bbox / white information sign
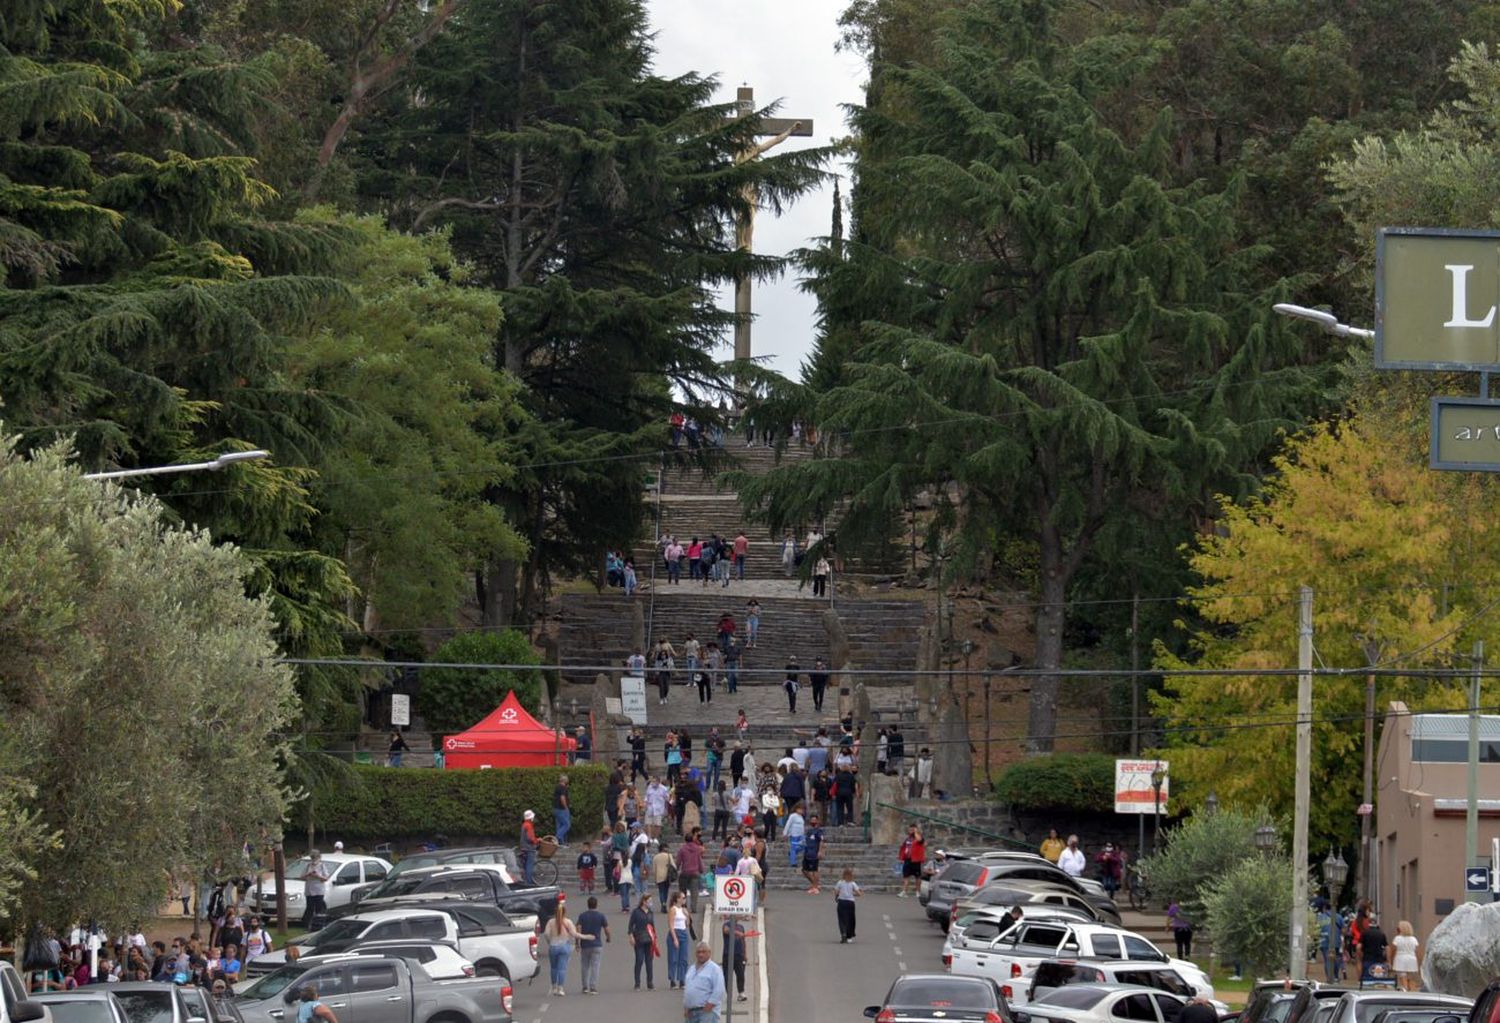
[1114,758,1169,815]
[620,675,648,725]
[714,874,757,917]
[391,693,411,727]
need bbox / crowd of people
[23,890,276,996]
[603,519,837,601]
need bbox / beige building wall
[1375,702,1500,939]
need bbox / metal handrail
[870,801,1031,850]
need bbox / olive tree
[0,435,298,932]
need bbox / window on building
[1410,739,1500,763]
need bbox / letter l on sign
[1445,264,1498,328]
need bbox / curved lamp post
[84,449,270,480]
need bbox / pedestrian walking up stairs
[355,724,436,768]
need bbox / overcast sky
[644,0,866,381]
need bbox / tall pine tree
[748,0,1321,751]
[351,0,828,623]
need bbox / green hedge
[316,764,608,840]
[993,752,1115,813]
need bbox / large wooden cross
[732,85,813,363]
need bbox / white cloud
[644,0,865,380]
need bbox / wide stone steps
[541,838,906,894]
[556,593,922,687]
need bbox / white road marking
[893,946,903,956]
[898,962,907,971]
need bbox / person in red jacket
[897,824,925,899]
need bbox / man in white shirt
[644,778,670,839]
[1058,834,1087,878]
[792,744,811,770]
[776,749,798,774]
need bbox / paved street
[767,890,944,1019]
[508,900,763,1023]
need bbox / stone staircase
[355,724,437,768]
[555,591,924,688]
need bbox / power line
[275,656,1500,679]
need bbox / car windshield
[1035,988,1110,1009]
[1357,1006,1466,1023]
[235,965,309,1002]
[283,858,317,881]
[112,990,175,1023]
[386,857,440,879]
[360,875,428,899]
[36,1001,112,1023]
[301,920,369,946]
[943,862,987,886]
[890,980,997,1010]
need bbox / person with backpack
[297,986,339,1023]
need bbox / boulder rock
[1422,900,1500,997]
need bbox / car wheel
[476,961,509,980]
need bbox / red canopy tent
[442,691,576,768]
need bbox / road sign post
[715,874,756,917]
[1465,865,1491,894]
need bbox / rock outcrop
[1422,900,1500,997]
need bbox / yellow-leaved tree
[1153,408,1500,846]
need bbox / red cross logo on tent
[500,707,519,723]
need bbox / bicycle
[517,837,560,885]
[1126,863,1151,912]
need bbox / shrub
[422,630,543,734]
[1138,804,1277,935]
[993,753,1115,812]
[1202,851,1298,978]
[316,764,607,841]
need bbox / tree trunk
[1026,527,1069,754]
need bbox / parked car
[944,906,1099,965]
[863,973,1012,1023]
[1027,959,1226,1010]
[1284,987,1365,1023]
[0,964,49,1023]
[947,920,1210,1006]
[952,878,1117,927]
[1323,993,1471,1023]
[381,849,518,883]
[177,985,242,1023]
[1018,984,1186,1023]
[1237,981,1326,1023]
[927,860,1109,930]
[331,866,560,926]
[101,983,207,1023]
[1373,1010,1471,1023]
[299,941,476,981]
[248,854,394,917]
[27,993,122,1023]
[233,954,512,1023]
[246,906,536,983]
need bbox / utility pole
[1360,668,1375,903]
[1132,592,1143,861]
[1290,586,1313,981]
[1468,641,1484,901]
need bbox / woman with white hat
[521,810,539,885]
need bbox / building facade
[1374,702,1500,938]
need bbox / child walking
[834,868,862,943]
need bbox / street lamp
[1150,761,1167,855]
[1254,823,1279,853]
[83,449,271,480]
[1321,849,1349,898]
[1204,791,1219,816]
[1272,303,1375,340]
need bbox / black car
[865,973,1011,1023]
[329,866,560,923]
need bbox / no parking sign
[715,874,757,916]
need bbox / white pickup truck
[246,906,537,983]
[947,920,1213,1006]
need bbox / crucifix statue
[732,85,813,363]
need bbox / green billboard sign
[1431,398,1500,470]
[1378,228,1500,370]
